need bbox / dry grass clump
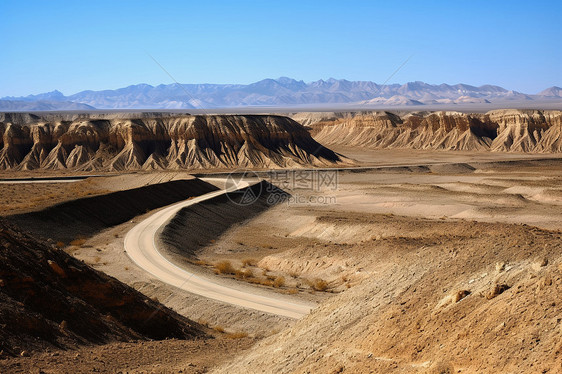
[273,276,285,288]
[225,331,248,339]
[192,259,212,267]
[247,278,274,287]
[241,258,257,267]
[235,269,254,279]
[70,238,87,247]
[214,261,235,275]
[310,278,329,291]
[213,325,225,333]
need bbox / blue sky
[1,0,560,96]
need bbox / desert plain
[0,109,561,373]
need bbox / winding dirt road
[124,178,314,319]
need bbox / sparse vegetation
[311,278,329,292]
[226,331,249,339]
[193,259,212,267]
[273,276,285,288]
[241,258,257,267]
[70,238,87,247]
[213,325,225,333]
[215,261,235,275]
[235,269,254,279]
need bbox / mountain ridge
[2,78,560,110]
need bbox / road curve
[124,178,314,319]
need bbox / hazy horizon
[3,77,560,99]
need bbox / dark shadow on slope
[160,181,289,261]
[0,220,206,357]
[6,178,219,243]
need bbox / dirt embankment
[0,220,206,357]
[215,215,562,374]
[160,181,288,262]
[6,178,218,243]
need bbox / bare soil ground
[0,337,256,374]
[1,150,561,373]
[0,172,196,216]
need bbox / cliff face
[310,110,562,153]
[0,115,345,171]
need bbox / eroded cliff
[309,109,562,152]
[0,114,346,171]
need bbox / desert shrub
[215,261,235,275]
[235,269,254,279]
[248,278,274,287]
[197,319,209,327]
[311,278,329,291]
[273,276,285,288]
[241,258,257,267]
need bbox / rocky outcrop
[0,114,347,171]
[309,109,562,153]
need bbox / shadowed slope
[0,220,206,357]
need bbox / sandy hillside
[201,159,562,373]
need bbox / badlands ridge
[305,109,562,152]
[0,114,344,171]
[1,109,561,172]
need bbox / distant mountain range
[1,78,561,111]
